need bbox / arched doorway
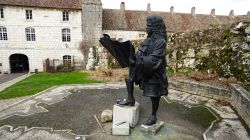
[9,54,29,73]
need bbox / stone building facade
[0,1,83,73]
[0,0,249,73]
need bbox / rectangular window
[139,34,145,38]
[26,28,36,41]
[62,28,71,42]
[26,10,32,20]
[0,8,4,19]
[62,11,69,21]
[0,27,8,40]
[63,55,72,67]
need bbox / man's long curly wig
[146,15,167,41]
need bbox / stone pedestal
[112,121,130,136]
[112,102,139,135]
[141,121,164,135]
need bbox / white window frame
[0,26,8,41]
[26,10,32,20]
[25,27,36,41]
[62,28,71,42]
[62,11,69,21]
[63,55,72,67]
[139,33,145,38]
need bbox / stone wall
[167,22,250,82]
[169,80,231,100]
[230,84,250,128]
[82,0,102,46]
[169,80,250,128]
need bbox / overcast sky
[102,0,249,16]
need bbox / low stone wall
[168,80,250,129]
[168,80,231,100]
[230,84,250,128]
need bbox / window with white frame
[25,27,36,41]
[62,11,69,21]
[62,28,71,42]
[63,55,71,67]
[139,33,145,38]
[0,8,4,19]
[26,10,32,20]
[0,27,7,40]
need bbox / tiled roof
[103,9,250,33]
[1,1,249,32]
[0,0,82,9]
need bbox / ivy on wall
[168,22,250,82]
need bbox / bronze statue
[100,15,168,126]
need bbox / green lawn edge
[0,72,103,100]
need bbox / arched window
[25,27,35,41]
[62,28,70,42]
[0,26,7,40]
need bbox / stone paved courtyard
[0,84,249,140]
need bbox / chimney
[229,10,234,17]
[147,3,151,13]
[247,11,250,17]
[210,9,215,17]
[191,7,195,16]
[120,2,125,11]
[170,6,174,14]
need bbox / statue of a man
[117,15,168,125]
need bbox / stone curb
[229,84,250,128]
[168,80,231,100]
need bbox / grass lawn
[0,72,102,100]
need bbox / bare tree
[79,40,92,70]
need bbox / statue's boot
[143,115,157,126]
[118,78,135,106]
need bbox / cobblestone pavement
[0,84,249,140]
[0,73,27,84]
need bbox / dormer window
[62,11,69,21]
[26,10,32,20]
[0,8,4,19]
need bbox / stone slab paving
[0,84,249,140]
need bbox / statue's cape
[99,34,135,68]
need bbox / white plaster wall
[0,48,83,73]
[0,6,83,73]
[102,30,146,41]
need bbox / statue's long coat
[133,34,168,97]
[99,33,168,97]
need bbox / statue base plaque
[112,102,139,135]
